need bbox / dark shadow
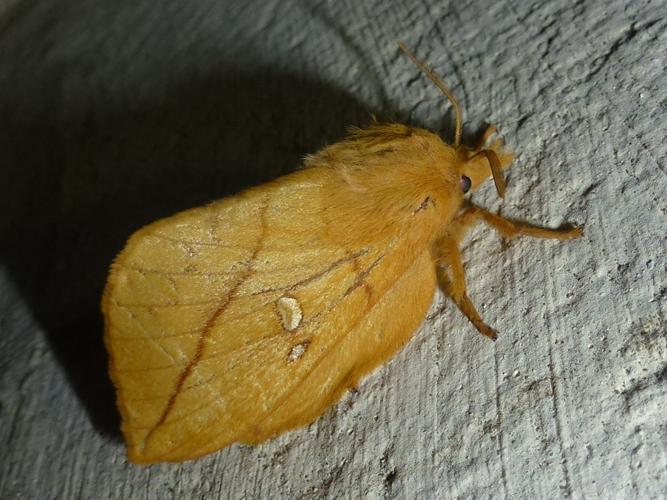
[0,69,392,439]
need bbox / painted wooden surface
[1,0,665,498]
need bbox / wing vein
[143,198,270,450]
[115,249,370,308]
[117,257,356,277]
[125,252,384,427]
[164,247,416,459]
[146,233,230,248]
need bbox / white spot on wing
[288,341,309,363]
[276,296,303,332]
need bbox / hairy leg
[436,236,498,340]
[451,205,583,241]
[436,205,582,339]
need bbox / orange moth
[102,43,582,464]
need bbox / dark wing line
[122,253,386,428]
[132,398,213,431]
[249,249,369,296]
[162,248,406,459]
[113,254,383,370]
[111,250,372,340]
[143,198,270,450]
[114,250,370,308]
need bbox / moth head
[399,43,511,199]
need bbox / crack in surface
[493,347,509,498]
[587,20,659,79]
[547,352,573,498]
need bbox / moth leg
[435,236,498,340]
[436,205,581,339]
[452,205,583,241]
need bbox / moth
[102,44,582,464]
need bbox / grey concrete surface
[1,0,665,498]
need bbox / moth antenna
[398,42,462,147]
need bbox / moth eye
[460,175,471,193]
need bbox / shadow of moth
[102,43,582,463]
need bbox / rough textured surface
[1,0,665,498]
